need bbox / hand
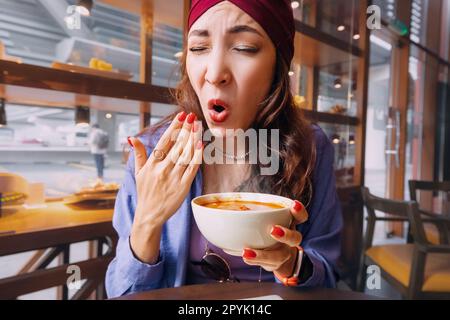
[129,111,203,263]
[242,200,308,278]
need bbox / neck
[213,134,249,159]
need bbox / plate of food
[63,192,117,205]
[74,182,120,196]
[0,192,27,206]
[0,173,29,208]
[63,181,119,208]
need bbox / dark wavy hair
[146,45,316,205]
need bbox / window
[0,0,142,81]
[0,103,139,196]
[318,122,356,187]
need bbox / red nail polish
[271,226,285,238]
[127,137,133,147]
[294,200,303,211]
[178,112,187,122]
[187,113,196,124]
[243,249,257,259]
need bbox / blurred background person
[88,124,109,182]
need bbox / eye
[234,46,260,53]
[189,47,207,53]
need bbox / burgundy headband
[188,0,295,65]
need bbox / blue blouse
[105,124,343,298]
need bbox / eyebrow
[188,25,263,39]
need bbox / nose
[204,49,231,86]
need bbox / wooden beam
[386,0,411,236]
[309,0,318,27]
[57,245,70,300]
[421,0,444,185]
[354,0,371,186]
[71,279,99,301]
[17,249,46,275]
[303,66,314,110]
[302,109,359,126]
[36,246,64,270]
[183,0,192,44]
[139,0,155,129]
[139,102,151,130]
[140,0,154,84]
[0,60,172,105]
[389,40,410,236]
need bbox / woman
[106,0,342,298]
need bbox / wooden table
[0,201,116,300]
[117,282,378,300]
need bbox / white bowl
[191,192,293,256]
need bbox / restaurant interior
[0,0,449,300]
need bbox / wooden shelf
[0,60,173,107]
[302,109,359,126]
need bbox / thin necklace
[214,146,252,161]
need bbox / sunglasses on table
[191,249,240,283]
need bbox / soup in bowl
[191,192,293,256]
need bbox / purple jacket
[105,124,343,298]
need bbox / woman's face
[186,1,276,137]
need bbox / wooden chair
[358,187,450,299]
[409,180,450,245]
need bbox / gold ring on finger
[153,149,166,161]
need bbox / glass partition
[316,0,361,43]
[0,0,142,81]
[0,103,140,197]
[151,0,185,88]
[293,0,361,43]
[317,63,357,116]
[317,122,357,188]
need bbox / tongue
[209,108,229,123]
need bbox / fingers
[166,113,197,166]
[241,246,291,272]
[150,111,187,162]
[128,137,148,176]
[175,129,195,167]
[241,222,304,273]
[181,137,203,185]
[176,119,202,167]
[270,225,302,247]
[290,200,308,225]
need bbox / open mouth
[208,99,230,123]
[213,104,226,113]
